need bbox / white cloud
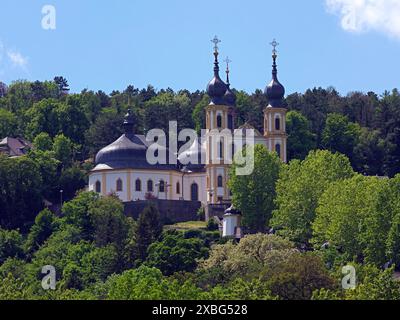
[326,0,400,38]
[7,49,28,68]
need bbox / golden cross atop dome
[211,36,221,52]
[270,39,279,55]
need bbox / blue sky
[0,0,400,95]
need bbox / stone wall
[124,199,201,223]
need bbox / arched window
[116,179,123,192]
[219,140,224,159]
[275,117,281,131]
[191,183,199,201]
[217,114,222,128]
[217,175,223,188]
[275,143,281,158]
[95,181,101,193]
[159,180,165,193]
[228,114,233,130]
[135,179,142,192]
[147,180,153,192]
[176,182,181,194]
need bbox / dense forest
[1,78,400,300]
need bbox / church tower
[205,36,235,204]
[264,40,287,163]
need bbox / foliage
[286,110,316,160]
[229,145,281,233]
[135,205,163,261]
[0,155,43,231]
[0,229,24,264]
[271,150,355,244]
[146,231,209,275]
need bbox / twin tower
[204,37,287,204]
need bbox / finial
[123,109,134,134]
[270,38,279,56]
[211,36,221,53]
[211,36,221,75]
[224,56,232,85]
[270,39,279,79]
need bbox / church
[88,38,287,212]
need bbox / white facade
[88,168,207,205]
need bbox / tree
[27,149,60,202]
[58,165,87,202]
[271,150,355,244]
[286,111,316,160]
[199,234,295,282]
[54,76,70,95]
[53,134,74,167]
[0,82,8,98]
[146,231,209,276]
[0,229,24,264]
[84,109,124,157]
[263,252,335,300]
[229,145,281,233]
[0,155,43,231]
[135,205,163,261]
[25,209,58,255]
[88,196,129,268]
[32,132,53,151]
[0,109,17,138]
[321,113,361,160]
[353,128,385,176]
[312,175,389,265]
[62,191,99,241]
[24,99,63,139]
[313,264,400,300]
[105,266,203,300]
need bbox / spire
[223,56,236,106]
[207,36,228,105]
[211,36,221,76]
[224,56,232,86]
[123,109,134,134]
[271,39,279,80]
[265,39,285,107]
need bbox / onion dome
[95,109,147,168]
[177,138,206,172]
[207,36,228,105]
[223,57,236,106]
[225,205,241,216]
[123,109,135,134]
[265,39,285,108]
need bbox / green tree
[58,165,87,202]
[322,113,361,159]
[88,196,129,269]
[312,175,389,265]
[0,229,24,264]
[135,205,163,261]
[286,110,316,160]
[271,150,355,244]
[0,155,43,231]
[0,109,17,138]
[263,252,335,300]
[32,132,53,151]
[106,266,203,300]
[25,209,58,255]
[53,134,74,167]
[146,231,209,275]
[229,145,281,233]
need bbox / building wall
[89,169,207,205]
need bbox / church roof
[237,123,264,137]
[93,133,178,171]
